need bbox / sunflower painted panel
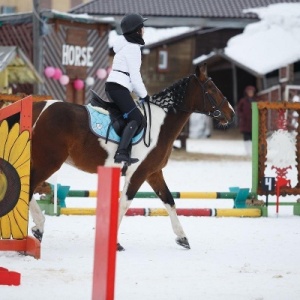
[0,119,31,239]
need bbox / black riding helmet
[121,13,148,34]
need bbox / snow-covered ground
[1,128,300,300]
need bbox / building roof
[0,10,114,26]
[194,3,300,76]
[0,46,43,84]
[193,50,263,77]
[70,0,300,19]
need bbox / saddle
[89,90,126,136]
[88,90,144,144]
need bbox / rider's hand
[143,95,150,103]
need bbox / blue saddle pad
[85,104,143,145]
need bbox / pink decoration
[73,79,84,90]
[59,75,70,86]
[106,66,112,75]
[53,68,62,80]
[96,68,107,79]
[44,66,55,78]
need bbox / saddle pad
[85,104,143,145]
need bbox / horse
[28,63,235,250]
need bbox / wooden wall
[142,36,195,95]
[43,19,110,103]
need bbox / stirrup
[114,151,139,165]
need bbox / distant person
[237,85,257,156]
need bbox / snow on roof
[109,27,196,48]
[44,10,115,24]
[224,3,300,75]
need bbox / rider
[105,13,150,165]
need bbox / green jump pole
[67,190,256,199]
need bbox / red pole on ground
[92,167,120,300]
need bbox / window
[279,65,290,83]
[158,50,168,71]
[1,6,16,13]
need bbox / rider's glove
[140,95,150,103]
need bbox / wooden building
[141,28,242,107]
[0,11,113,103]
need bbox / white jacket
[107,35,147,98]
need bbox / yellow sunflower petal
[11,208,27,238]
[8,210,22,238]
[0,120,9,158]
[15,199,29,220]
[20,174,30,187]
[3,123,20,161]
[13,141,30,169]
[15,157,31,178]
[20,175,29,200]
[0,214,12,239]
[19,189,30,204]
[9,130,30,165]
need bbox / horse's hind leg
[147,170,190,249]
[29,197,45,241]
[29,149,69,241]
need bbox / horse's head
[189,64,235,126]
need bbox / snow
[1,131,300,300]
[224,3,300,75]
[109,27,197,48]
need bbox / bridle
[178,74,229,122]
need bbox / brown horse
[29,64,235,250]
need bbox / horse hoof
[117,243,125,251]
[32,228,43,242]
[176,237,190,249]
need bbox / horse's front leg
[117,173,146,251]
[147,170,190,249]
[117,180,133,251]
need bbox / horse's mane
[150,76,191,111]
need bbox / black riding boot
[114,120,139,165]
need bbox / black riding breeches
[105,84,146,131]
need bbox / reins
[122,97,152,147]
[140,99,152,147]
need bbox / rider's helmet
[121,13,148,34]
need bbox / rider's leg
[114,120,139,164]
[105,85,145,164]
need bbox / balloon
[85,77,95,86]
[73,79,84,90]
[44,66,55,78]
[96,68,107,79]
[106,66,112,75]
[59,75,70,85]
[53,68,62,80]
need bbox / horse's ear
[195,63,207,79]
